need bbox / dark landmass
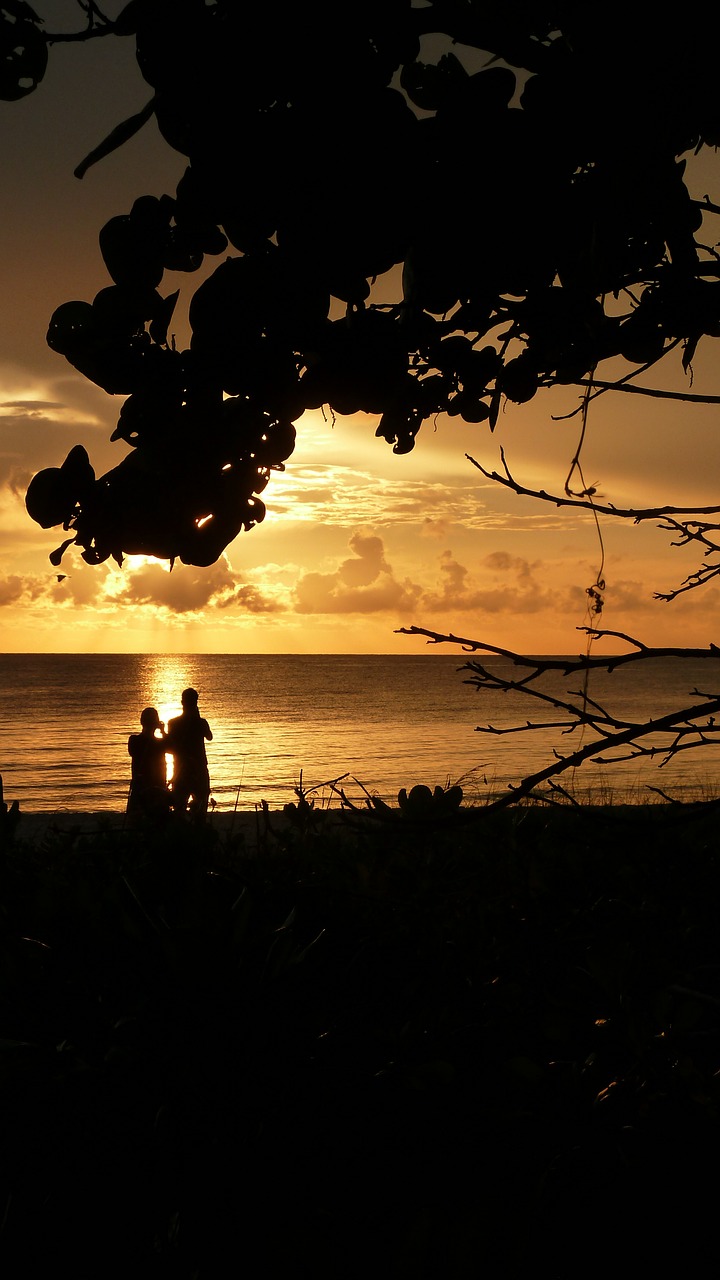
[1,799,719,1274]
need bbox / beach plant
[333,774,466,822]
[397,781,463,818]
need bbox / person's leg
[188,772,210,817]
[171,779,190,813]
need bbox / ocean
[1,652,719,813]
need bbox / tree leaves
[0,4,46,100]
[17,1,720,566]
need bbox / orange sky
[2,5,720,656]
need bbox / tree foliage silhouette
[14,0,720,573]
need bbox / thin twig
[466,449,720,519]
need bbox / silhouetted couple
[127,688,213,820]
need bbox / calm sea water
[1,653,719,813]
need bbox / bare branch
[476,720,578,736]
[44,2,116,43]
[397,624,720,808]
[559,379,720,414]
[464,453,720,602]
[550,338,686,421]
[571,378,720,404]
[579,628,720,659]
[652,517,720,601]
[697,195,720,218]
[655,564,720,601]
[465,450,720,520]
[74,96,157,179]
[480,695,720,811]
[397,624,720,668]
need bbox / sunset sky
[2,4,720,656]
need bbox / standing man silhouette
[167,688,213,817]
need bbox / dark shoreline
[9,792,720,842]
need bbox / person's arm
[203,720,213,742]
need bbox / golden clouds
[294,529,422,615]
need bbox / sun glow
[123,554,174,572]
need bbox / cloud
[294,530,422,614]
[0,380,121,501]
[338,532,389,586]
[0,574,26,606]
[420,550,565,614]
[291,538,587,621]
[0,409,87,491]
[0,400,66,412]
[601,579,656,612]
[109,555,283,615]
[270,465,498,529]
[421,516,451,538]
[6,467,34,500]
[413,549,700,630]
[436,549,469,596]
[215,583,283,612]
[49,376,118,430]
[0,561,110,608]
[49,571,104,607]
[111,557,234,613]
[484,551,541,579]
[269,461,580,534]
[0,552,288,622]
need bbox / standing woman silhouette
[166,688,213,816]
[127,707,170,820]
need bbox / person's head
[140,706,162,730]
[181,687,199,709]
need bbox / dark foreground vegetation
[2,799,720,1275]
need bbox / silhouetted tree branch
[396,625,720,808]
[397,623,720,673]
[465,449,720,605]
[466,448,720,515]
[74,95,157,179]
[7,1,719,569]
[653,519,720,601]
[566,380,720,408]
